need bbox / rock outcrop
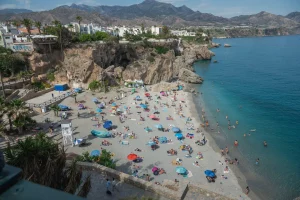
[28,41,214,87]
[179,68,203,84]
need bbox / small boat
[224,44,231,47]
[250,129,256,132]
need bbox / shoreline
[188,91,259,199]
[185,90,251,199]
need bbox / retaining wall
[77,162,189,200]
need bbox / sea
[193,35,300,200]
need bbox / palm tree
[6,99,29,131]
[52,20,63,58]
[35,21,42,34]
[76,16,82,33]
[4,133,91,196]
[50,104,60,117]
[22,18,32,40]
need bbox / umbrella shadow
[78,112,95,119]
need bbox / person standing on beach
[106,179,111,192]
[246,186,250,195]
[225,147,229,154]
[221,149,225,156]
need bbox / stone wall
[20,87,54,102]
[77,162,189,200]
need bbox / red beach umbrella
[127,153,138,161]
[145,93,150,97]
[149,114,156,119]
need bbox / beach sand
[32,85,250,200]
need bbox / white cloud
[0,4,17,9]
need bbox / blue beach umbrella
[146,141,156,146]
[140,104,148,109]
[176,167,187,174]
[204,170,216,178]
[111,102,117,107]
[96,108,102,113]
[136,95,141,100]
[92,97,98,102]
[155,124,163,129]
[90,150,101,157]
[58,104,69,111]
[172,127,180,133]
[103,121,112,129]
[158,137,167,143]
[175,133,183,139]
[124,105,128,109]
[144,127,152,132]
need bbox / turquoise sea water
[193,35,300,200]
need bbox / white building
[151,26,162,35]
[171,30,196,37]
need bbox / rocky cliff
[28,41,214,88]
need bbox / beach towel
[224,171,229,174]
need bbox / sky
[0,0,300,18]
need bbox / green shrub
[31,81,45,90]
[155,46,169,54]
[93,31,110,40]
[79,34,93,42]
[76,150,116,169]
[88,80,101,91]
[46,73,55,82]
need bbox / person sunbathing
[134,148,142,152]
[194,161,200,166]
[159,168,166,174]
[197,152,203,159]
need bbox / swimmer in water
[226,115,228,119]
[234,140,238,146]
[244,133,246,137]
[263,141,267,147]
[255,158,260,165]
[217,108,220,112]
[236,120,239,125]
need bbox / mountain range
[0,0,299,28]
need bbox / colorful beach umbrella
[90,150,101,157]
[136,95,141,100]
[111,102,117,107]
[149,114,156,119]
[204,170,216,178]
[96,108,102,113]
[172,127,180,133]
[158,137,167,143]
[103,121,112,129]
[152,167,158,172]
[176,166,187,174]
[140,104,148,109]
[92,98,98,102]
[175,133,183,139]
[146,141,156,146]
[145,93,150,97]
[127,153,138,161]
[155,124,163,129]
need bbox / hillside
[0,0,298,28]
[230,11,298,27]
[5,6,113,25]
[286,12,300,22]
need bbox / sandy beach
[31,84,250,200]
